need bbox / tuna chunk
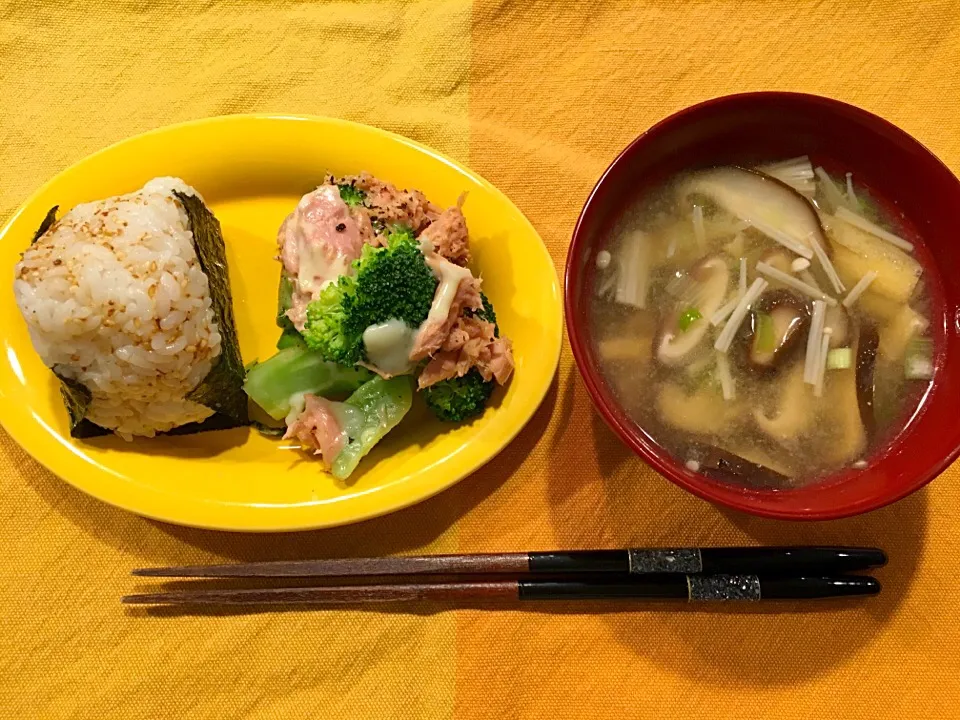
[410,252,482,361]
[351,205,376,246]
[283,394,346,465]
[418,315,515,388]
[324,173,469,264]
[328,172,441,234]
[419,195,470,266]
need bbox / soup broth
[590,158,934,487]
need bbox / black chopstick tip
[122,592,178,605]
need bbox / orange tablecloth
[2,1,959,717]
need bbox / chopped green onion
[678,307,702,332]
[826,347,853,370]
[754,312,776,353]
[905,338,934,380]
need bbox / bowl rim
[565,90,960,520]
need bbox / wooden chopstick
[131,546,886,579]
[122,575,881,606]
[133,553,528,578]
[124,581,514,606]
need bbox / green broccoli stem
[243,346,373,421]
[277,327,307,350]
[276,270,307,349]
[277,271,295,330]
[331,375,413,480]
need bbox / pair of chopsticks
[124,546,885,606]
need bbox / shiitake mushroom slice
[654,255,730,367]
[677,166,830,260]
[856,320,880,439]
[734,289,811,375]
[683,444,791,489]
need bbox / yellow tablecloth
[2,2,959,718]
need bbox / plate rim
[0,113,562,532]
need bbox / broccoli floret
[386,223,416,244]
[338,184,366,207]
[423,369,494,422]
[468,292,499,336]
[353,233,436,326]
[302,234,437,364]
[301,274,360,363]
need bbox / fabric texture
[1,1,959,718]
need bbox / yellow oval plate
[0,115,561,531]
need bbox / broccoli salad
[243,173,515,479]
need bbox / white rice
[13,177,222,438]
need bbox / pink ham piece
[278,185,365,330]
[283,394,346,466]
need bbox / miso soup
[590,157,934,487]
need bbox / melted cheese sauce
[363,319,417,376]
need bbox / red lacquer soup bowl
[565,92,960,520]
